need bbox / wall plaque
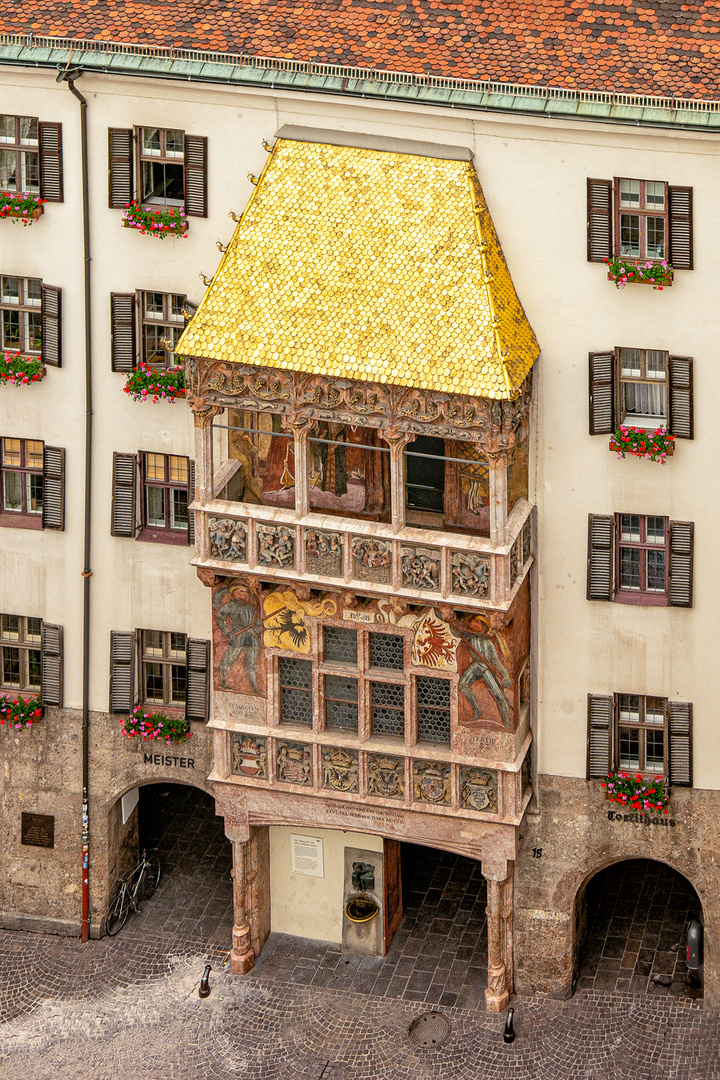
[291,834,324,877]
[21,812,55,849]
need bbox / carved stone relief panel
[521,519,532,564]
[401,546,440,591]
[351,537,392,584]
[451,552,490,597]
[413,760,451,805]
[209,517,248,562]
[305,529,343,577]
[322,746,359,793]
[276,741,313,786]
[459,766,498,813]
[257,524,296,568]
[231,733,267,778]
[367,753,405,800]
[511,535,522,583]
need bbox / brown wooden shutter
[42,445,65,530]
[108,128,134,208]
[589,352,615,435]
[185,638,210,722]
[587,179,612,262]
[111,452,137,537]
[668,186,693,271]
[110,630,136,713]
[41,285,62,368]
[668,521,693,608]
[587,694,613,778]
[668,701,692,786]
[41,622,63,707]
[184,135,207,217]
[188,460,196,546]
[111,294,137,372]
[38,122,63,202]
[668,356,693,440]
[587,514,614,601]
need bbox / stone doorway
[575,858,703,999]
[106,782,233,948]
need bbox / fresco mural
[212,582,265,695]
[262,590,338,653]
[226,409,295,508]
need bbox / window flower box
[123,362,185,403]
[602,772,669,814]
[604,256,673,290]
[609,425,675,463]
[121,201,188,239]
[119,706,192,745]
[0,351,46,386]
[0,193,45,225]
[0,694,43,729]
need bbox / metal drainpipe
[58,67,93,942]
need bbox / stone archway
[573,858,703,999]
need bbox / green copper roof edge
[1,42,719,133]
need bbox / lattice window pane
[371,680,405,737]
[417,676,451,744]
[325,673,359,732]
[324,626,358,666]
[369,632,404,671]
[280,657,313,725]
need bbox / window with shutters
[589,351,693,440]
[141,630,187,707]
[271,624,452,745]
[0,115,62,202]
[141,452,190,540]
[587,693,692,785]
[1,277,42,354]
[0,614,41,692]
[0,438,43,519]
[587,514,693,608]
[587,178,693,271]
[108,127,206,217]
[139,128,184,206]
[140,292,186,368]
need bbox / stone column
[227,825,255,975]
[189,400,224,561]
[487,450,508,547]
[484,859,514,1012]
[290,419,312,519]
[385,431,414,533]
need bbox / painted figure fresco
[226,409,295,508]
[263,589,338,653]
[308,422,376,513]
[456,614,512,728]
[213,583,264,694]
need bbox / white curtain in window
[622,382,666,419]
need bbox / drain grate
[408,1011,452,1048]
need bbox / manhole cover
[408,1011,452,1048]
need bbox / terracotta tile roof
[177,139,539,399]
[2,0,720,98]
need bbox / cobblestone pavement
[577,859,703,1000]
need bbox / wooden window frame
[616,347,669,430]
[615,693,668,776]
[589,350,693,440]
[139,451,191,544]
[0,114,40,195]
[139,629,188,709]
[615,513,669,607]
[614,177,669,263]
[139,290,187,369]
[0,613,42,694]
[279,656,314,727]
[136,126,185,208]
[0,437,44,529]
[0,276,43,356]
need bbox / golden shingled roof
[178,138,539,399]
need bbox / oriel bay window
[0,276,62,367]
[589,350,692,439]
[587,514,692,607]
[273,624,453,746]
[587,694,692,786]
[110,451,195,544]
[587,178,692,270]
[0,114,63,201]
[109,630,209,721]
[108,126,207,216]
[0,437,65,530]
[0,614,63,705]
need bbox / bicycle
[106,849,162,936]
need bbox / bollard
[503,1007,515,1044]
[199,963,212,998]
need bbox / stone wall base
[0,911,83,937]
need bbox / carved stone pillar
[487,450,508,547]
[484,859,514,1012]
[289,418,312,519]
[227,826,255,975]
[385,431,414,533]
[188,398,224,561]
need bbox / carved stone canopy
[187,359,531,447]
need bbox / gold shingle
[178,140,539,399]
